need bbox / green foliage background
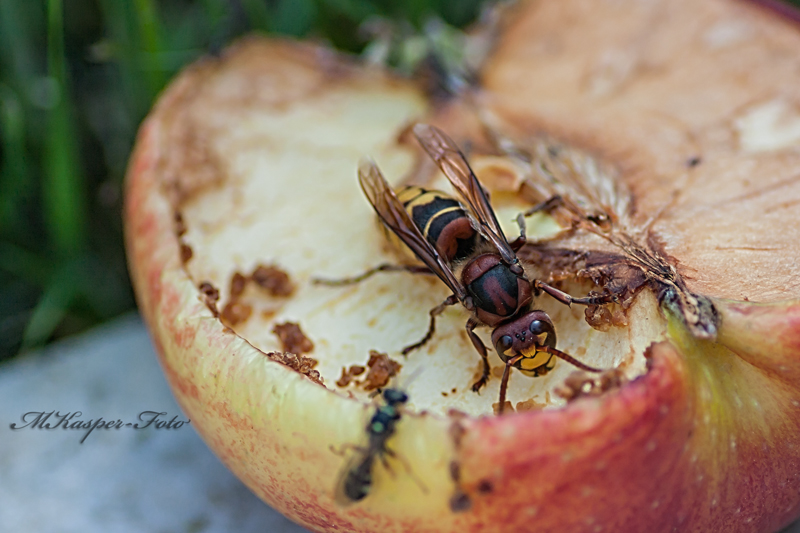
[2,0,799,361]
[0,0,484,361]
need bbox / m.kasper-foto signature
[9,411,191,443]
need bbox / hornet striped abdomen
[396,187,478,263]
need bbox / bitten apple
[125,1,800,532]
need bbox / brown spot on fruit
[448,460,461,483]
[361,351,401,391]
[555,368,627,402]
[335,365,366,388]
[449,415,467,448]
[266,351,322,385]
[221,301,253,326]
[229,271,248,299]
[492,400,514,415]
[180,243,193,263]
[252,264,295,297]
[477,479,493,494]
[272,322,314,354]
[516,398,547,411]
[173,211,187,236]
[449,491,471,513]
[198,281,220,316]
[448,419,471,512]
[333,352,402,391]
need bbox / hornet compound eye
[496,334,514,355]
[529,320,546,335]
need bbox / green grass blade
[132,0,167,97]
[97,0,151,119]
[0,85,30,235]
[19,263,77,351]
[44,0,86,256]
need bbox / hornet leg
[467,318,491,393]
[523,195,565,218]
[498,354,523,415]
[313,263,432,286]
[402,294,460,355]
[509,212,527,252]
[510,195,565,251]
[535,280,615,306]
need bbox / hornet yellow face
[491,310,558,376]
[516,348,557,377]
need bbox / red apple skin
[124,39,800,533]
[716,299,800,383]
[459,318,800,533]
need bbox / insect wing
[413,124,517,265]
[358,160,467,301]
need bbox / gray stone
[0,314,309,533]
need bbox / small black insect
[335,388,410,503]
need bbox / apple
[125,1,800,531]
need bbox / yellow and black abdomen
[396,186,477,263]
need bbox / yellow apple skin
[125,37,800,533]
